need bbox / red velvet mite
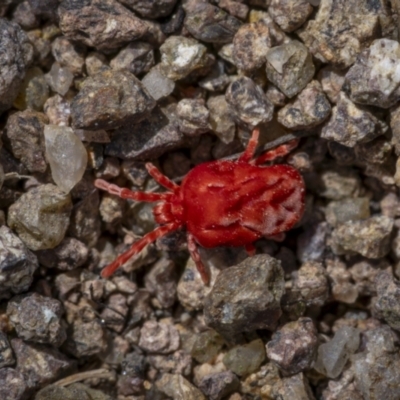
[94,128,305,284]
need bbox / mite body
[95,128,305,284]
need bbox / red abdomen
[180,160,305,248]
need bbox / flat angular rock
[266,40,315,98]
[58,0,149,51]
[321,92,388,147]
[345,39,400,108]
[105,106,185,160]
[204,255,284,339]
[71,69,156,130]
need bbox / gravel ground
[1,0,400,399]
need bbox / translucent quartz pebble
[44,125,88,193]
[45,63,74,96]
[142,67,175,101]
[314,326,360,378]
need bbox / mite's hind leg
[266,233,285,242]
[239,127,260,163]
[187,233,210,285]
[255,139,299,165]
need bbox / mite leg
[94,179,172,202]
[255,139,299,165]
[101,222,181,278]
[145,163,180,193]
[187,233,210,285]
[239,127,260,163]
[245,243,256,256]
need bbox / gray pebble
[105,106,185,160]
[0,368,27,400]
[277,80,331,130]
[7,184,72,251]
[119,0,177,19]
[7,292,66,347]
[3,109,48,173]
[226,76,274,128]
[11,338,75,390]
[268,0,312,32]
[266,317,318,376]
[198,371,240,400]
[266,40,315,98]
[0,331,15,368]
[183,0,241,44]
[0,226,38,300]
[71,69,156,130]
[139,320,180,354]
[345,39,400,108]
[36,237,88,271]
[58,0,149,51]
[204,255,284,339]
[331,215,394,258]
[0,18,33,114]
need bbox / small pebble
[266,317,318,376]
[314,326,360,378]
[331,215,394,258]
[7,292,66,347]
[266,40,315,98]
[0,226,38,299]
[7,184,72,251]
[139,320,180,354]
[223,339,266,377]
[44,125,88,193]
[204,255,284,339]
